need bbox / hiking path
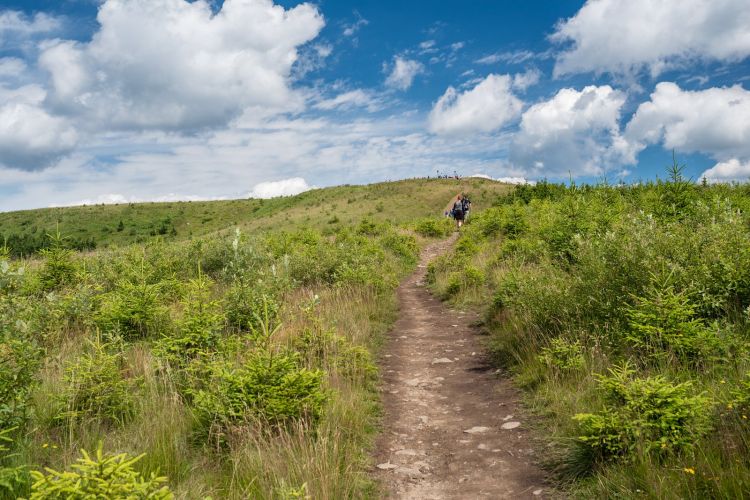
[373,234,548,499]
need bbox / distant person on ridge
[452,195,465,230]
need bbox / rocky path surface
[374,235,548,499]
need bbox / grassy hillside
[0,178,511,255]
[429,175,750,498]
[0,176,508,498]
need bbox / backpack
[461,198,470,212]
[452,200,464,215]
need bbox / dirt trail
[374,235,548,499]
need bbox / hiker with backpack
[461,195,471,219]
[452,195,465,229]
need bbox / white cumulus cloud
[384,56,424,91]
[248,177,313,198]
[551,0,750,77]
[700,158,750,183]
[0,84,77,170]
[428,74,523,135]
[469,173,534,185]
[511,68,541,91]
[0,10,62,45]
[623,82,750,163]
[510,85,627,177]
[38,0,324,131]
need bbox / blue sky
[1,0,749,210]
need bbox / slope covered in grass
[0,178,511,256]
[429,175,750,498]
[0,176,509,498]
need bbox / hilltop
[0,177,512,255]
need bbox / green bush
[413,217,453,238]
[29,445,172,499]
[0,427,30,498]
[37,229,78,292]
[574,364,712,464]
[729,373,750,416]
[0,300,41,431]
[96,277,168,340]
[57,340,137,426]
[155,274,222,365]
[379,231,419,265]
[538,337,585,372]
[224,282,280,336]
[625,282,722,363]
[293,322,377,386]
[192,349,327,440]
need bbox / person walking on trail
[461,195,471,219]
[452,195,465,229]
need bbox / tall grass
[429,174,750,497]
[0,214,423,498]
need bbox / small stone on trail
[432,358,453,364]
[413,460,430,471]
[477,444,490,450]
[395,467,423,478]
[377,463,398,470]
[451,324,459,327]
[502,414,514,421]
[501,421,521,430]
[533,489,544,496]
[463,426,490,434]
[395,449,419,456]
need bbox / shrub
[0,427,30,498]
[0,301,41,431]
[625,282,722,363]
[293,322,377,386]
[573,364,712,464]
[38,229,78,292]
[192,349,327,440]
[729,373,750,416]
[379,231,419,265]
[538,338,585,372]
[413,217,452,238]
[443,273,462,297]
[224,282,280,336]
[96,277,168,340]
[57,340,137,426]
[29,445,172,499]
[463,265,485,287]
[155,274,222,365]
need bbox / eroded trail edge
[374,236,547,499]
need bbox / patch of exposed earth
[373,235,548,499]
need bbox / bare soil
[373,235,548,499]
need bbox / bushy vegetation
[430,166,750,497]
[29,446,172,499]
[0,189,423,497]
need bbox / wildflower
[683,467,695,475]
[720,379,726,384]
[42,443,49,448]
